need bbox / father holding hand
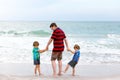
[46,23,69,77]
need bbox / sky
[0,0,120,21]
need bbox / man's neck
[54,27,58,30]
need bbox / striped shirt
[51,28,66,52]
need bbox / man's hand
[67,47,71,51]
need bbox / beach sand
[0,63,120,80]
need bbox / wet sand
[0,63,120,80]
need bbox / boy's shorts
[51,52,62,61]
[34,60,40,65]
[68,60,77,68]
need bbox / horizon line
[0,20,120,22]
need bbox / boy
[32,41,46,76]
[64,44,80,76]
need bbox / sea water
[0,21,120,64]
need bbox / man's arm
[64,38,70,51]
[46,38,53,50]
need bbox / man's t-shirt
[32,48,40,60]
[51,28,66,52]
[72,50,80,62]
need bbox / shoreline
[0,63,120,80]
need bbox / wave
[107,34,120,39]
[0,30,51,37]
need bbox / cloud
[0,0,120,21]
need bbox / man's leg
[58,60,62,75]
[51,60,56,77]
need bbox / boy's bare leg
[34,66,37,75]
[64,64,69,73]
[52,60,56,77]
[72,68,75,76]
[58,60,62,76]
[37,65,41,76]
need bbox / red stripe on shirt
[51,28,66,52]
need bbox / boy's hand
[67,48,74,54]
[39,49,46,53]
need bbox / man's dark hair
[50,23,57,28]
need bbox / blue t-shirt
[72,50,80,62]
[32,48,40,60]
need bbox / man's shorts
[68,60,77,68]
[34,59,40,65]
[51,52,62,61]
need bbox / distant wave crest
[0,30,51,37]
[107,34,120,39]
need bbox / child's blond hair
[74,44,80,50]
[33,41,39,47]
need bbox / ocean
[0,21,120,64]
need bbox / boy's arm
[68,48,75,54]
[38,49,46,53]
[77,58,80,64]
[77,53,80,63]
[78,58,80,62]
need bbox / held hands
[67,47,74,54]
[42,47,48,52]
[40,46,49,53]
[43,49,47,52]
[39,47,48,53]
[67,47,71,51]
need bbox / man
[46,23,69,77]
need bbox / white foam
[107,34,120,39]
[0,36,120,64]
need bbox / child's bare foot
[72,74,75,76]
[39,73,44,76]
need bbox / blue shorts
[34,60,40,65]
